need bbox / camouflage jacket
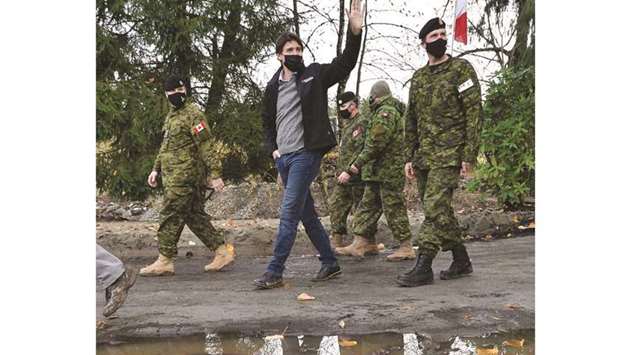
[336,111,369,183]
[352,95,406,186]
[405,56,482,169]
[153,100,224,187]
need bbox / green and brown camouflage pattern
[414,166,464,257]
[328,182,366,236]
[352,95,407,188]
[152,100,225,258]
[351,181,412,243]
[336,111,369,182]
[405,56,482,168]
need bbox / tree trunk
[293,0,300,35]
[508,0,534,67]
[204,0,242,116]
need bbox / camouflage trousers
[328,182,366,236]
[415,166,464,257]
[157,184,224,258]
[352,181,412,243]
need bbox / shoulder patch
[192,120,207,136]
[458,79,474,93]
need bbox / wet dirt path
[97,235,534,344]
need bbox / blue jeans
[267,150,337,276]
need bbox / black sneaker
[311,263,342,282]
[253,272,283,290]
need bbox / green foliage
[96,0,289,199]
[96,79,168,199]
[467,65,534,208]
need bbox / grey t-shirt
[275,74,304,155]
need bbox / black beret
[418,17,446,41]
[337,91,357,106]
[164,75,187,91]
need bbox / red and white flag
[454,0,468,44]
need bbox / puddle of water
[97,329,534,355]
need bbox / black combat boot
[396,253,434,287]
[440,244,473,280]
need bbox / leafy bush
[468,65,535,209]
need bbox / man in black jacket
[254,0,365,289]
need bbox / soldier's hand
[346,0,365,35]
[209,178,225,192]
[272,150,281,160]
[349,164,359,175]
[276,173,283,186]
[460,162,473,177]
[338,171,351,184]
[147,171,158,188]
[405,162,415,180]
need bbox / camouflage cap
[418,17,446,40]
[369,80,391,100]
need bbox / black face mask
[283,55,305,72]
[168,92,186,109]
[339,109,352,119]
[426,38,447,58]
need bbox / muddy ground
[96,233,534,344]
[96,180,534,345]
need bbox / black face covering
[426,38,447,58]
[339,109,352,119]
[283,55,305,72]
[168,92,186,109]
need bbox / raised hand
[346,0,365,35]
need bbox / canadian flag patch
[352,127,363,138]
[192,120,207,135]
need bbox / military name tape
[458,79,474,93]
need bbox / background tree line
[97,0,535,208]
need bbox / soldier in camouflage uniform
[337,81,415,261]
[328,91,374,250]
[397,18,482,287]
[140,75,236,277]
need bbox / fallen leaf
[527,221,535,228]
[338,338,358,347]
[463,313,473,320]
[505,303,521,310]
[517,225,527,230]
[297,292,316,301]
[338,320,346,329]
[96,320,107,330]
[502,338,525,349]
[264,335,284,341]
[483,234,493,241]
[512,215,520,223]
[377,243,385,251]
[457,209,465,214]
[476,346,498,355]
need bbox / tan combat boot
[386,239,416,261]
[336,235,379,257]
[204,243,236,272]
[139,254,175,276]
[330,233,346,249]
